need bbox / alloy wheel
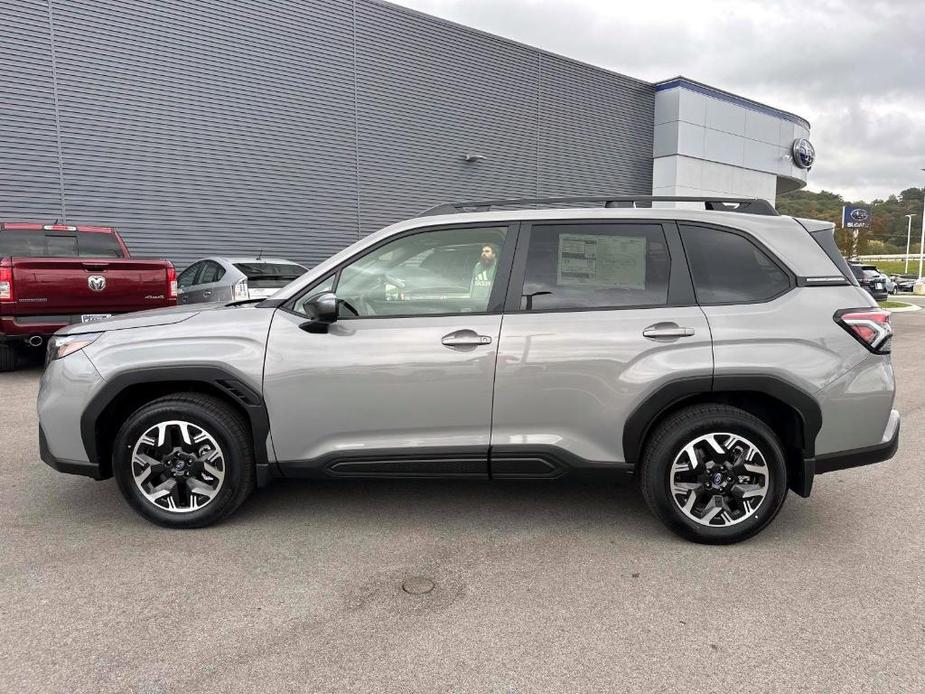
[669,432,770,527]
[131,420,225,513]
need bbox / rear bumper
[1,316,68,340]
[1,307,173,339]
[39,426,105,480]
[798,409,900,494]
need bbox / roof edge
[655,76,811,130]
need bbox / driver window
[335,226,508,317]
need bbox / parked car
[177,256,307,305]
[860,265,894,293]
[37,196,899,544]
[0,222,176,371]
[847,263,888,301]
[892,274,918,293]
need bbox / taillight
[0,260,12,302]
[233,278,249,301]
[835,308,892,354]
[166,263,177,300]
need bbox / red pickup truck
[0,222,177,371]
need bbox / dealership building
[2,0,812,267]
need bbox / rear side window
[520,223,670,310]
[177,262,202,288]
[198,261,225,284]
[680,225,791,304]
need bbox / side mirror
[299,292,338,333]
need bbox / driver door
[263,224,515,476]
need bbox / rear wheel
[113,393,255,528]
[0,343,17,372]
[640,404,788,544]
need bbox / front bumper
[39,426,106,479]
[804,408,900,485]
[37,348,107,474]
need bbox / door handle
[642,323,695,339]
[441,330,492,348]
[203,290,212,298]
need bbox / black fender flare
[622,374,822,465]
[80,366,273,481]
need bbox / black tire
[112,393,255,528]
[0,343,17,372]
[640,404,788,544]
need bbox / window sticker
[557,234,646,289]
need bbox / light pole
[920,169,925,279]
[904,214,915,273]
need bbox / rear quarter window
[680,224,792,304]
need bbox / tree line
[775,187,925,258]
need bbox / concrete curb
[883,302,921,313]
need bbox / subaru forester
[37,196,899,543]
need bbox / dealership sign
[842,205,872,229]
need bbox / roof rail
[420,195,778,217]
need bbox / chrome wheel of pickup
[131,420,225,513]
[669,432,769,527]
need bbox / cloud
[391,0,925,200]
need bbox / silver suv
[37,196,900,544]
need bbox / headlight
[46,333,101,364]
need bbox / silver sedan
[176,256,308,304]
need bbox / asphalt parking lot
[3,314,924,694]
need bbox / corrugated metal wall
[0,1,64,219]
[0,0,654,268]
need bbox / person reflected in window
[470,244,498,299]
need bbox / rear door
[193,260,225,303]
[491,220,713,472]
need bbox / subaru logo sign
[843,204,872,229]
[791,138,815,169]
[87,275,106,292]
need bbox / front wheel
[640,404,788,544]
[113,393,255,528]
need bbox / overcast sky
[392,0,924,202]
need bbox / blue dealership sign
[842,205,871,229]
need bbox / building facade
[0,0,810,268]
